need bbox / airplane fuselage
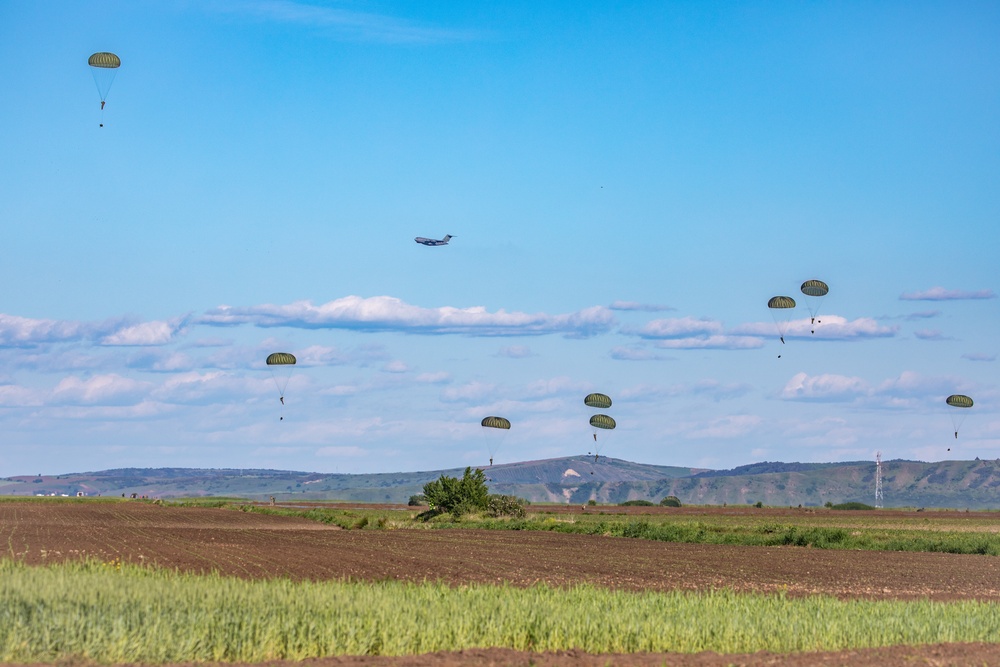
[414,235,452,246]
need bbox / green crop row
[221,503,1000,555]
[2,559,999,663]
[473,517,1000,555]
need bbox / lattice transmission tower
[874,451,883,509]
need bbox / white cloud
[283,345,350,368]
[963,352,996,362]
[524,376,586,399]
[101,320,181,346]
[127,350,197,372]
[0,314,89,347]
[874,371,957,399]
[620,380,751,402]
[51,374,150,406]
[609,346,666,361]
[0,383,43,407]
[321,384,362,397]
[781,372,869,402]
[150,371,272,405]
[780,370,970,407]
[690,415,762,439]
[496,345,535,358]
[654,335,765,350]
[44,401,174,421]
[900,287,996,301]
[914,329,950,341]
[199,296,616,338]
[440,381,498,403]
[381,360,410,373]
[609,301,674,312]
[632,316,723,338]
[415,371,451,384]
[732,316,897,341]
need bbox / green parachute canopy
[481,416,511,430]
[589,414,616,430]
[266,353,296,366]
[88,52,121,68]
[767,296,796,309]
[800,280,829,297]
[946,395,974,408]
[584,393,612,409]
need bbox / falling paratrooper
[800,279,829,334]
[946,394,973,440]
[767,295,796,356]
[480,416,510,466]
[88,52,120,127]
[266,353,296,420]
[584,393,613,461]
[589,413,616,462]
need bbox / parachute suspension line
[269,368,292,400]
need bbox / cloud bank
[199,296,616,338]
[900,287,996,301]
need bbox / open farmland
[2,499,1000,666]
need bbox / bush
[659,496,682,507]
[421,467,490,519]
[830,502,876,510]
[407,495,426,506]
[620,500,655,506]
[587,499,597,506]
[485,494,526,518]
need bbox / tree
[422,467,490,518]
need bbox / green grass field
[225,502,1000,556]
[2,559,1000,663]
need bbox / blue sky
[1,1,997,477]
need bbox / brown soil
[3,501,999,666]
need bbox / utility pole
[875,451,883,509]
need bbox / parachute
[589,414,616,430]
[584,393,612,409]
[266,353,296,419]
[480,416,511,465]
[588,413,616,461]
[88,52,120,127]
[800,280,829,334]
[946,395,973,439]
[946,395,974,408]
[767,296,796,352]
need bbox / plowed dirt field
[3,501,999,667]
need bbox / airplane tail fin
[443,235,453,242]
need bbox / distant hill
[2,455,999,509]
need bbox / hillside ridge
[3,455,999,509]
